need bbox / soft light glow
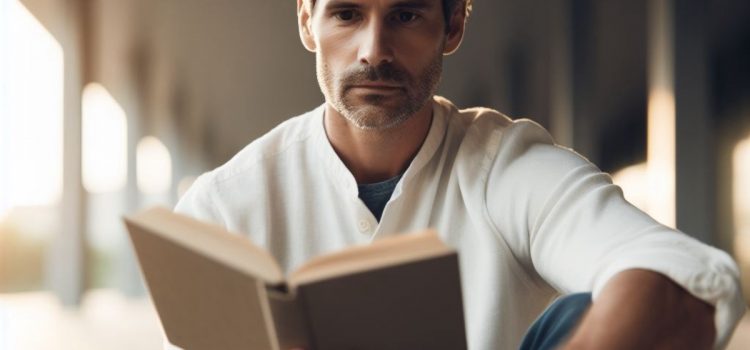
[734,136,750,237]
[82,83,128,193]
[611,162,650,212]
[0,0,64,216]
[733,135,750,280]
[136,137,172,195]
[646,0,676,228]
[646,89,676,227]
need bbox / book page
[289,230,452,287]
[125,207,284,284]
[126,214,282,350]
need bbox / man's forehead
[315,0,439,10]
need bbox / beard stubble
[318,50,443,131]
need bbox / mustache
[341,63,409,86]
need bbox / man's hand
[562,269,715,349]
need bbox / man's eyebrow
[323,1,360,11]
[390,0,433,10]
[323,0,435,11]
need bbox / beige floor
[0,290,749,349]
[0,290,163,350]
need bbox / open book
[124,207,467,350]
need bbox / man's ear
[297,0,316,52]
[443,7,467,55]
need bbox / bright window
[81,83,128,194]
[136,136,172,195]
[0,0,64,293]
[0,0,64,216]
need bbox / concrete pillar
[673,0,716,244]
[46,0,89,306]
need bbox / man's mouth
[348,84,403,92]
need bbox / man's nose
[358,21,394,66]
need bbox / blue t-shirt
[357,174,403,221]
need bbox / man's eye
[396,11,419,23]
[334,10,357,21]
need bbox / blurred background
[1,0,749,348]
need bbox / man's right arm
[562,269,715,349]
[483,121,745,347]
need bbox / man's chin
[343,105,412,131]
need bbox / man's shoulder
[207,105,323,184]
[437,97,554,150]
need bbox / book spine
[266,286,313,349]
[258,282,282,350]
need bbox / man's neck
[323,101,434,184]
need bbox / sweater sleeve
[173,171,226,227]
[485,120,746,348]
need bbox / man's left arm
[563,269,715,349]
[483,122,746,348]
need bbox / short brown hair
[443,0,473,21]
[304,0,473,25]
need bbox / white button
[358,219,371,233]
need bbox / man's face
[305,0,450,130]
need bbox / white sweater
[172,96,745,349]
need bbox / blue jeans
[519,293,592,350]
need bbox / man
[173,0,745,348]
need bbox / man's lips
[348,84,403,91]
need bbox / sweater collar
[313,96,450,198]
